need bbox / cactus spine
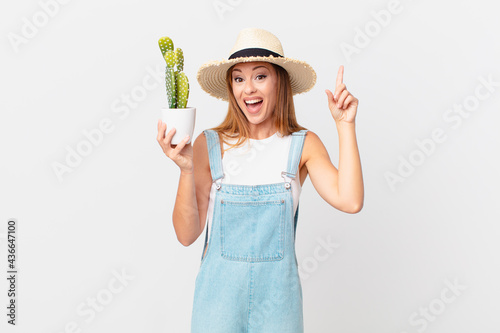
[158,36,189,109]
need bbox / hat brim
[197,55,317,101]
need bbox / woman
[157,28,363,333]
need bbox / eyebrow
[232,65,269,73]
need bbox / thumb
[325,89,336,108]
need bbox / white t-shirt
[203,131,302,246]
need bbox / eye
[256,75,267,80]
[233,77,243,83]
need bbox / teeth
[245,99,263,104]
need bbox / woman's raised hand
[157,119,194,174]
[325,65,359,123]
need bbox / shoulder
[193,132,209,169]
[302,130,323,150]
[301,130,329,165]
[193,130,225,165]
[193,131,207,150]
[193,129,220,148]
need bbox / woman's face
[231,61,278,128]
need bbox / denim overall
[191,129,308,333]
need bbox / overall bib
[191,129,308,333]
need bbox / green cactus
[158,36,189,109]
[166,67,176,108]
[175,48,184,72]
[164,50,175,68]
[158,37,174,57]
[176,72,189,109]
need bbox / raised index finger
[336,65,344,88]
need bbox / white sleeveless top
[203,131,302,246]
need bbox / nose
[244,79,256,95]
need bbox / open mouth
[245,99,263,113]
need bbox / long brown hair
[209,62,307,153]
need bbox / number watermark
[6,218,18,325]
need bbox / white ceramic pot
[160,107,196,145]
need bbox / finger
[334,83,346,101]
[335,65,344,90]
[342,95,354,109]
[325,89,337,108]
[173,135,190,154]
[157,121,166,142]
[325,89,334,101]
[169,135,190,162]
[337,90,349,108]
[163,127,176,148]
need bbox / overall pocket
[219,198,286,262]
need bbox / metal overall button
[219,198,286,262]
[215,176,223,191]
[281,171,294,190]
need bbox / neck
[247,125,277,140]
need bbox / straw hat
[197,28,317,101]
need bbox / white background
[1,0,499,332]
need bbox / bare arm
[172,133,212,246]
[157,122,212,246]
[303,127,363,213]
[305,65,364,213]
[335,122,363,212]
[172,170,201,246]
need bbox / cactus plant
[158,36,189,109]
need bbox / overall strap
[282,129,308,187]
[203,129,224,187]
